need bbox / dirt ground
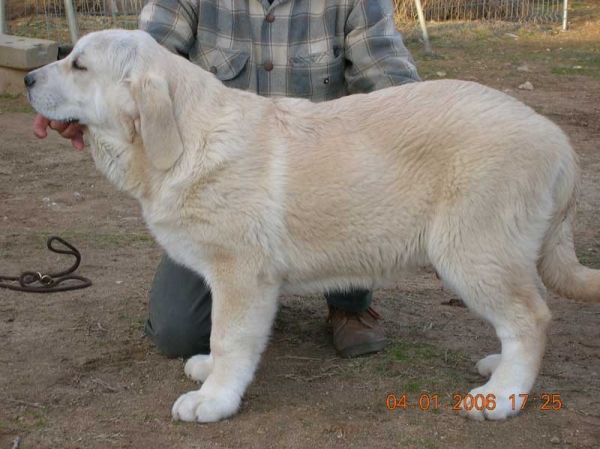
[1,4,600,449]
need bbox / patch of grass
[374,339,472,398]
[35,420,46,428]
[563,50,600,65]
[142,413,155,422]
[578,250,600,269]
[473,26,493,39]
[399,436,441,449]
[386,340,439,363]
[375,361,404,377]
[404,382,422,393]
[588,55,600,66]
[571,1,592,9]
[0,92,35,114]
[0,93,22,100]
[402,16,600,89]
[17,409,47,430]
[31,230,154,249]
[445,349,470,366]
[131,318,146,331]
[551,66,600,77]
[415,345,437,360]
[347,357,370,375]
[389,343,409,362]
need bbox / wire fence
[394,0,564,22]
[3,0,566,46]
[4,0,142,44]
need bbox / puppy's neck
[87,130,163,200]
[170,62,272,175]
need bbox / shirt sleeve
[344,0,421,94]
[138,0,198,58]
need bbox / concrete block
[0,66,29,95]
[0,35,58,70]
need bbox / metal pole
[414,0,432,55]
[111,0,119,28]
[562,0,568,31]
[64,0,79,44]
[0,0,7,34]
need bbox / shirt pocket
[189,40,250,90]
[288,48,346,102]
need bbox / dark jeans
[145,255,372,358]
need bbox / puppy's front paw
[458,385,521,421]
[172,387,241,423]
[184,354,213,382]
[172,391,203,422]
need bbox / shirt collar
[258,0,290,10]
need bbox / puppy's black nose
[24,74,36,88]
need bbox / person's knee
[146,319,210,359]
[146,255,213,358]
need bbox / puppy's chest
[160,231,206,269]
[139,196,210,274]
[148,217,212,277]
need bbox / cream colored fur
[26,30,600,423]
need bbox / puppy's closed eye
[72,59,87,71]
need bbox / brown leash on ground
[0,236,92,293]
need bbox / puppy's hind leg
[440,261,550,420]
[172,262,280,423]
[431,227,551,420]
[473,274,548,380]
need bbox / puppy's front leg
[172,265,279,423]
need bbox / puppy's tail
[538,165,600,303]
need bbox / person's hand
[33,114,85,150]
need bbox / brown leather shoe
[327,306,387,358]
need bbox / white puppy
[26,30,600,423]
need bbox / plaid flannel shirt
[140,0,420,102]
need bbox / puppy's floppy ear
[131,73,183,171]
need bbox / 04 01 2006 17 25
[385,393,563,412]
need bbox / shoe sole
[336,340,387,358]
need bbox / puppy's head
[26,29,184,180]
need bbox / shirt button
[209,66,218,74]
[266,12,275,23]
[264,61,274,72]
[323,77,330,85]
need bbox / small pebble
[518,81,534,91]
